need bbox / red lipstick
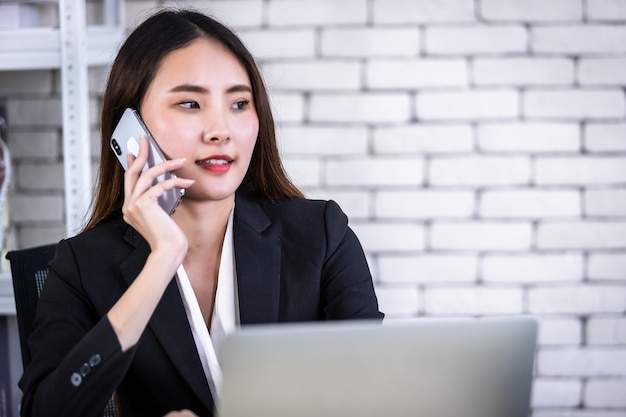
[196,155,233,174]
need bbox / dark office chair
[6,244,121,417]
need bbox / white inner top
[174,207,239,402]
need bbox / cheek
[148,117,191,158]
[241,118,259,155]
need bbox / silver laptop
[217,316,537,417]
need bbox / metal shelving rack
[0,0,124,237]
[0,0,124,313]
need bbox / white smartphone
[110,108,184,215]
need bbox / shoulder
[235,192,352,254]
[237,193,348,231]
[57,214,136,262]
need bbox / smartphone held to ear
[111,108,184,215]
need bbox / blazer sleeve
[320,200,384,320]
[19,239,136,417]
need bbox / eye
[231,100,250,110]
[178,101,200,109]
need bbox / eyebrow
[168,84,252,94]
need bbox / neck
[172,195,234,253]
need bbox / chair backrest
[5,244,57,369]
[5,244,122,417]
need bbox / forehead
[152,37,251,87]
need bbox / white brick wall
[2,0,626,414]
[478,122,580,152]
[417,89,519,120]
[532,378,582,408]
[480,0,583,22]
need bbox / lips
[195,155,233,173]
[196,155,233,165]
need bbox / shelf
[0,25,124,70]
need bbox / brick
[430,156,530,186]
[7,99,62,126]
[588,317,626,345]
[538,318,583,345]
[88,66,108,95]
[473,58,574,86]
[174,0,264,27]
[326,157,424,186]
[306,190,370,219]
[524,89,625,119]
[18,225,67,248]
[529,285,626,314]
[579,58,626,86]
[532,412,626,417]
[262,61,361,91]
[539,221,626,249]
[282,158,321,187]
[535,157,626,185]
[375,190,475,219]
[585,123,626,152]
[532,378,582,408]
[0,70,53,95]
[417,90,519,120]
[585,379,626,407]
[90,128,101,159]
[310,93,412,123]
[378,254,477,283]
[123,1,159,30]
[483,253,584,283]
[480,189,581,218]
[374,286,420,317]
[267,0,367,26]
[268,93,304,123]
[321,28,420,57]
[373,124,473,154]
[240,30,315,59]
[351,222,425,251]
[585,188,626,217]
[367,59,467,89]
[481,0,583,21]
[588,253,626,280]
[6,131,59,159]
[478,122,580,152]
[539,348,626,376]
[431,222,532,250]
[587,0,626,20]
[426,26,527,55]
[424,286,523,315]
[373,0,475,23]
[11,194,64,222]
[278,126,368,156]
[533,26,626,54]
[17,163,65,191]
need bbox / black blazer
[19,192,383,417]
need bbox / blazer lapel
[234,193,281,324]
[118,228,214,412]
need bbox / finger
[127,158,187,202]
[126,136,150,176]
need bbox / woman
[19,8,383,417]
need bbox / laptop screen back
[217,316,537,417]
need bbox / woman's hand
[163,410,199,417]
[122,136,194,257]
[109,136,196,351]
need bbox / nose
[202,110,230,143]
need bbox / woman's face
[139,37,259,204]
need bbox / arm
[19,240,136,417]
[19,138,195,417]
[321,200,384,321]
